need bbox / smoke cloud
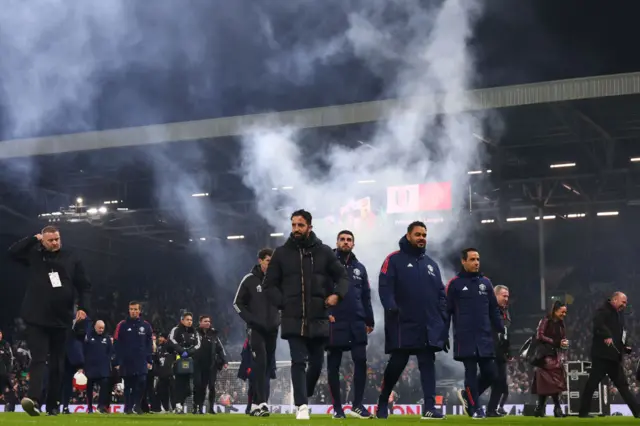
[241,0,489,373]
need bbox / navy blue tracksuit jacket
[378,237,448,354]
[84,329,113,379]
[327,250,374,348]
[113,317,153,376]
[446,271,504,360]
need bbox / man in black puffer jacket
[262,209,349,420]
[233,248,279,417]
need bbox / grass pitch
[0,413,637,425]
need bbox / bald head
[94,320,105,335]
[611,292,628,311]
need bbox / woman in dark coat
[532,301,569,418]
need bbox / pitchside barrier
[0,360,627,415]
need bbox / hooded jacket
[446,270,504,360]
[262,231,349,339]
[327,249,374,348]
[233,264,280,334]
[378,236,448,354]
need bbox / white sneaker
[296,404,310,420]
[174,403,183,414]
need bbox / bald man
[84,320,113,413]
[579,292,640,418]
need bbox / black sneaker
[496,407,507,416]
[62,406,71,414]
[20,398,41,417]
[487,410,504,417]
[47,408,60,416]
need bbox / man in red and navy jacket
[447,248,503,419]
[113,301,153,415]
[325,230,374,419]
[376,221,448,420]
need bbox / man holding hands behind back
[262,209,349,420]
[8,226,91,416]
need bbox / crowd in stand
[1,275,640,409]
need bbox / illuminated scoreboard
[386,182,452,214]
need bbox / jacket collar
[398,236,425,257]
[458,269,483,278]
[334,248,358,266]
[251,264,265,280]
[285,231,321,250]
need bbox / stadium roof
[1,72,640,243]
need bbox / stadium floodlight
[506,217,527,222]
[117,207,129,211]
[168,240,173,243]
[87,208,98,215]
[486,170,492,173]
[227,235,245,240]
[281,186,293,190]
[566,213,586,219]
[271,187,278,191]
[597,211,619,217]
[200,237,206,241]
[467,170,483,175]
[550,162,576,169]
[357,180,376,184]
[270,233,284,237]
[192,193,209,197]
[535,215,557,220]
[480,219,494,224]
[98,206,107,214]
[51,212,63,216]
[76,197,83,205]
[631,157,640,162]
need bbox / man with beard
[579,292,640,418]
[8,226,92,416]
[193,315,227,415]
[233,248,279,417]
[262,209,349,420]
[114,301,153,415]
[326,230,374,419]
[475,285,511,417]
[377,221,449,420]
[449,248,504,419]
[168,312,201,414]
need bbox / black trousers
[156,377,174,411]
[86,377,110,410]
[580,357,639,416]
[193,366,218,408]
[25,324,67,409]
[486,360,508,412]
[174,373,192,405]
[288,336,325,407]
[251,330,277,405]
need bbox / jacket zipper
[300,250,306,336]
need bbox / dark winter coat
[66,319,89,367]
[8,236,92,328]
[378,236,448,354]
[168,323,201,358]
[446,271,504,360]
[262,232,349,339]
[233,264,280,334]
[195,328,227,371]
[494,306,511,362]
[83,329,113,379]
[154,343,175,379]
[237,336,276,381]
[591,299,630,362]
[327,250,374,348]
[113,316,153,376]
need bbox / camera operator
[168,312,201,414]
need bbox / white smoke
[241,0,489,371]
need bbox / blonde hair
[494,285,509,294]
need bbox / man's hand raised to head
[325,294,338,307]
[76,310,87,321]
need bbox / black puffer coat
[263,232,349,339]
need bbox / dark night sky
[0,0,639,139]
